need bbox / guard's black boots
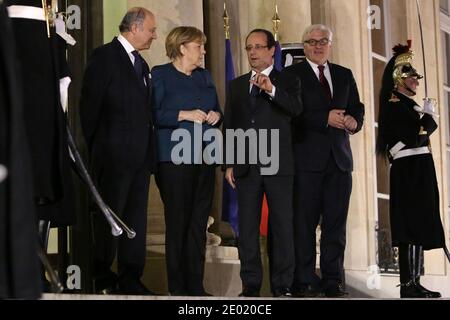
[399,244,441,298]
[414,282,441,298]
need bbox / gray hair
[119,7,151,33]
[302,24,333,43]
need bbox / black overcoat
[383,92,445,250]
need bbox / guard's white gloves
[423,98,438,116]
[414,98,439,118]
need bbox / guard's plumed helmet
[392,40,423,88]
[376,40,423,156]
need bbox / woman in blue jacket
[152,26,222,296]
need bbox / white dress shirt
[117,34,137,65]
[250,65,276,98]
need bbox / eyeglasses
[245,45,268,52]
[304,38,331,47]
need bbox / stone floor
[143,244,243,297]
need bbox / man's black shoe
[93,272,118,294]
[292,285,321,298]
[324,283,348,298]
[117,279,157,296]
[239,288,260,297]
[273,288,292,298]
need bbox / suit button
[251,119,255,124]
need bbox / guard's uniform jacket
[384,91,445,250]
[0,0,41,299]
[6,0,75,226]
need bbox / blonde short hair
[302,24,333,43]
[165,26,207,60]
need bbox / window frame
[440,6,450,231]
[441,0,450,15]
[369,0,399,274]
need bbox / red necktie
[318,65,332,100]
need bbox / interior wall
[103,0,127,43]
[127,0,204,67]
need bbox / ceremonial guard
[377,42,445,298]
[5,0,76,290]
[0,0,41,299]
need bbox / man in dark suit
[285,24,364,297]
[80,7,157,295]
[224,29,302,297]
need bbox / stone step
[41,293,361,300]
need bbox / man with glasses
[223,29,302,297]
[80,7,157,295]
[285,24,364,297]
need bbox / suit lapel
[269,69,278,86]
[142,60,152,100]
[143,61,152,121]
[240,72,253,114]
[329,63,341,106]
[244,69,278,115]
[113,38,151,121]
[303,62,330,105]
[113,38,148,95]
[114,38,135,76]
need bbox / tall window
[440,0,450,233]
[370,0,398,274]
[441,0,450,15]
